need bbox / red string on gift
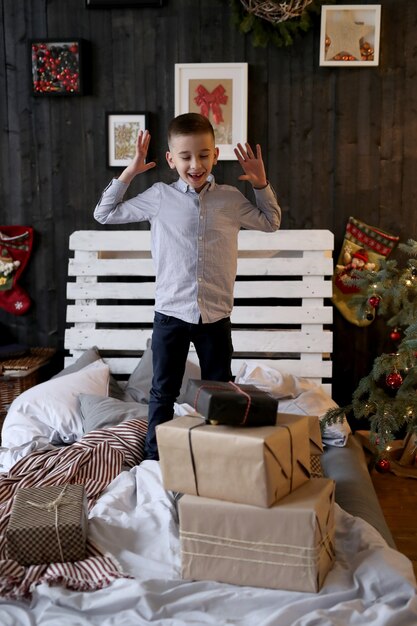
[194,84,228,125]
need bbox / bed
[0,228,416,626]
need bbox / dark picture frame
[106,112,149,167]
[30,39,86,96]
[86,0,165,7]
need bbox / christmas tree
[323,238,417,463]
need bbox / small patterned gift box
[6,483,88,565]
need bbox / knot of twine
[26,484,76,563]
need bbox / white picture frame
[175,63,248,161]
[319,5,381,67]
[106,112,148,167]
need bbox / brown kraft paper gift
[276,413,324,477]
[179,477,336,593]
[156,414,310,507]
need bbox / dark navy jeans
[145,312,233,460]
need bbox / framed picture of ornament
[106,112,148,167]
[319,5,381,67]
[30,39,86,95]
[175,63,248,161]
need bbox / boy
[94,113,281,459]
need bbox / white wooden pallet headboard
[65,229,334,394]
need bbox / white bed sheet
[0,461,416,626]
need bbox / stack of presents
[157,379,336,593]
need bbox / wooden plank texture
[1,0,413,411]
[64,228,333,390]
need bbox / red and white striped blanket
[0,418,147,599]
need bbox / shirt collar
[175,174,215,194]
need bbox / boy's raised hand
[119,130,156,184]
[234,142,268,189]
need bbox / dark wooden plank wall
[1,0,416,411]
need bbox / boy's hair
[168,113,215,145]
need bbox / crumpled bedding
[0,461,416,626]
[234,361,352,446]
[0,419,147,600]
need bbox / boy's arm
[234,142,268,189]
[118,129,156,185]
[233,142,281,232]
[94,131,158,225]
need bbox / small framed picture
[30,39,85,95]
[319,5,381,67]
[175,63,248,161]
[106,112,148,167]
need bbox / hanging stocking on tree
[0,226,34,315]
[332,217,399,326]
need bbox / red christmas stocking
[332,217,399,326]
[0,226,34,315]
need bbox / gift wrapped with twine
[6,483,88,565]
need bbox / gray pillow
[79,394,149,433]
[126,338,201,404]
[53,346,132,402]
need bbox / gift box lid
[179,477,335,547]
[7,483,86,529]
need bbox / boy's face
[166,132,219,193]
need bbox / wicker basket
[0,347,56,423]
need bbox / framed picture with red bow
[175,63,248,161]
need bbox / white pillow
[1,360,110,452]
[234,362,351,446]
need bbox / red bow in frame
[194,84,228,125]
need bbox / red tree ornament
[385,371,403,390]
[375,458,391,473]
[368,295,381,308]
[390,328,401,342]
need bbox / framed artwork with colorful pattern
[106,112,148,168]
[30,39,85,95]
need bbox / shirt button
[198,277,202,282]
[199,257,202,261]
[200,215,203,219]
[198,298,202,302]
[199,236,202,240]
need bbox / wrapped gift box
[276,413,324,476]
[277,412,323,456]
[6,483,88,565]
[179,477,335,593]
[184,379,278,426]
[156,414,310,507]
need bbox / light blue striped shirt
[94,176,281,324]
